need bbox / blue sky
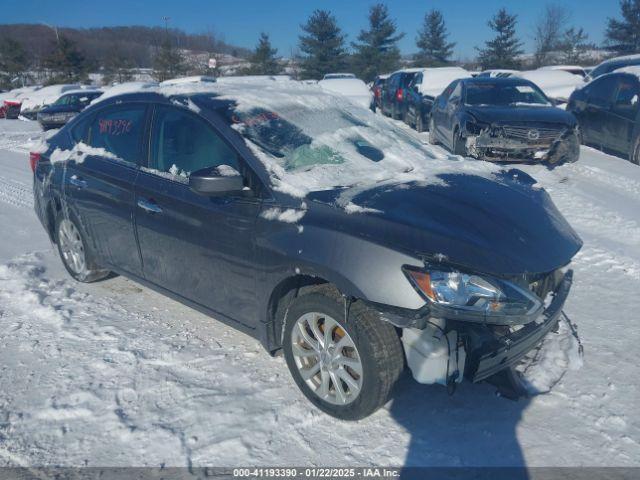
[2,0,620,59]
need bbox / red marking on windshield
[99,119,133,136]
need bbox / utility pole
[162,16,171,37]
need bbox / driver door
[134,104,262,327]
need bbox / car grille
[502,125,563,143]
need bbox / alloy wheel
[290,312,363,405]
[58,218,87,275]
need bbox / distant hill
[0,24,251,69]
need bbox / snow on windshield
[99,79,501,198]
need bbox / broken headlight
[403,267,543,324]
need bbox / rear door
[582,76,618,146]
[607,75,640,154]
[134,104,261,327]
[63,103,147,276]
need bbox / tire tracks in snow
[0,176,33,209]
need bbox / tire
[428,117,438,144]
[55,211,110,283]
[416,114,425,133]
[452,128,467,156]
[283,289,404,420]
[392,104,402,120]
[630,136,640,165]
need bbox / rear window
[87,105,146,164]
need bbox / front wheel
[452,129,467,156]
[283,290,404,420]
[55,212,110,283]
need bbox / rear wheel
[416,114,425,133]
[55,212,110,283]
[428,117,438,144]
[283,290,404,420]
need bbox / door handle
[137,198,163,214]
[69,174,87,189]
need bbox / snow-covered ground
[0,118,638,468]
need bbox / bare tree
[533,4,570,67]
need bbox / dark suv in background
[381,69,419,120]
[567,71,640,164]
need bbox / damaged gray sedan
[429,77,580,165]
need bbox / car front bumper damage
[388,269,574,387]
[465,127,579,164]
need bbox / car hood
[466,105,576,126]
[308,170,582,276]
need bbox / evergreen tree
[103,47,134,85]
[298,9,347,79]
[152,38,186,82]
[247,33,280,75]
[605,0,640,53]
[415,9,455,67]
[44,36,87,83]
[476,8,524,70]
[561,27,589,64]
[0,38,28,88]
[351,4,404,82]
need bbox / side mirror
[189,165,245,196]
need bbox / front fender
[255,209,427,314]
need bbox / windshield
[465,83,550,106]
[159,80,500,197]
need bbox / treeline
[251,0,640,81]
[0,24,250,88]
[1,1,640,88]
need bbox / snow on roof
[516,70,583,100]
[96,81,159,103]
[91,78,500,200]
[318,78,372,109]
[16,84,83,111]
[417,67,472,97]
[600,53,640,65]
[614,65,640,78]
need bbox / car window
[585,76,619,107]
[612,76,640,118]
[449,82,462,103]
[87,104,146,164]
[464,82,550,106]
[70,115,92,143]
[150,105,239,178]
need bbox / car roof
[460,77,535,86]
